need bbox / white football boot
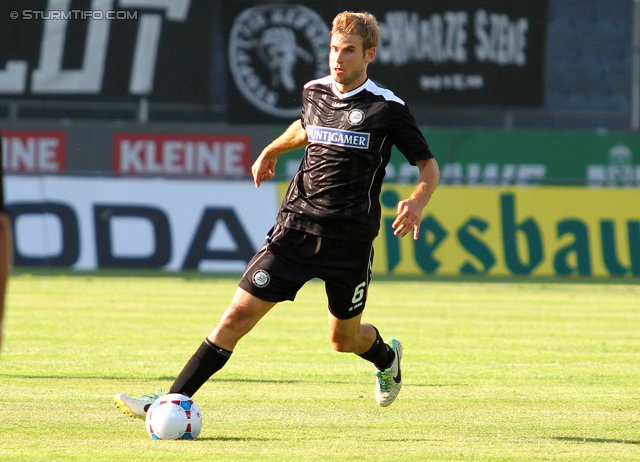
[114,389,161,420]
[374,339,403,407]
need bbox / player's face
[329,33,376,93]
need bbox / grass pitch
[1,270,639,461]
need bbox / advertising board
[367,185,640,278]
[6,176,278,272]
[6,175,638,278]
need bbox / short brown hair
[331,11,379,51]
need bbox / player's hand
[251,156,277,188]
[392,198,422,240]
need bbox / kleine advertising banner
[113,133,252,176]
[224,0,547,122]
[1,129,66,172]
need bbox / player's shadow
[553,436,640,445]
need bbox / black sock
[169,338,232,397]
[357,327,395,371]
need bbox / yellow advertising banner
[375,186,640,277]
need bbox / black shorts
[239,225,373,319]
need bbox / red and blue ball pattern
[145,394,202,440]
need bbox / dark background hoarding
[0,0,213,104]
[224,0,547,122]
[0,0,546,122]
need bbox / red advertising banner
[113,133,252,176]
[1,129,66,172]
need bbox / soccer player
[115,11,439,417]
[0,132,13,351]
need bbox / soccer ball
[145,393,202,440]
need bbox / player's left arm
[392,157,440,240]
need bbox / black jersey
[276,76,434,241]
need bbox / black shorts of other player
[239,225,373,320]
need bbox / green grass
[1,270,640,461]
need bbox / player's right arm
[252,119,308,187]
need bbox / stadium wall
[6,171,639,279]
[372,185,640,278]
[3,122,640,187]
[3,121,639,278]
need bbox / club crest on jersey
[228,5,330,118]
[347,109,365,125]
[306,126,370,149]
